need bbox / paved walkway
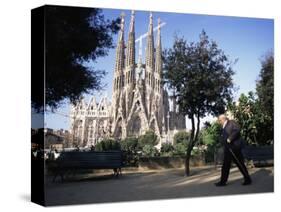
[45,166,274,206]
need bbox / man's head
[218,114,228,127]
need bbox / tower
[124,10,136,120]
[70,11,186,148]
[111,12,126,138]
[145,13,155,117]
[153,18,166,136]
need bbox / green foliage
[171,131,190,156]
[160,143,174,157]
[120,137,138,152]
[228,91,273,145]
[256,51,274,119]
[95,139,121,151]
[200,121,221,147]
[173,143,187,156]
[228,52,273,146]
[163,30,235,119]
[119,137,139,167]
[173,131,190,145]
[199,121,222,162]
[32,6,120,111]
[142,145,159,157]
[163,30,235,175]
[138,130,159,149]
[191,147,200,156]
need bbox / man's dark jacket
[221,120,245,150]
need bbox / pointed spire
[126,10,135,68]
[114,12,125,88]
[118,12,125,42]
[149,12,153,35]
[145,12,155,70]
[155,18,162,76]
[157,18,162,48]
[129,10,135,33]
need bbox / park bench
[242,146,274,167]
[214,145,273,168]
[52,151,124,182]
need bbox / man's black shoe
[214,182,227,187]
[242,179,252,186]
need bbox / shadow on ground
[45,166,273,206]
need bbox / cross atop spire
[120,11,125,19]
[119,12,125,41]
[148,12,153,35]
[129,10,135,33]
[126,10,136,68]
[114,12,126,76]
[157,18,161,46]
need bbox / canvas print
[31,5,274,206]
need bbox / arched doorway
[128,115,142,137]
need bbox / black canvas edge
[31,5,46,206]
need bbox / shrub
[138,130,159,149]
[120,137,139,166]
[173,143,186,156]
[160,143,174,156]
[95,139,121,151]
[173,131,190,145]
[191,146,200,156]
[199,121,222,162]
[120,137,138,152]
[142,144,159,157]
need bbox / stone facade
[70,11,186,148]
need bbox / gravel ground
[44,166,274,206]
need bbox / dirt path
[45,166,273,206]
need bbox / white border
[0,0,279,211]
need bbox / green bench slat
[56,151,123,169]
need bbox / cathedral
[70,11,186,148]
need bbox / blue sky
[40,8,274,130]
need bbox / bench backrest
[242,146,273,160]
[57,151,123,169]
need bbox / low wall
[138,156,205,170]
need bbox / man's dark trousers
[221,144,251,183]
[220,120,251,184]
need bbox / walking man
[215,114,252,186]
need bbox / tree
[256,51,274,141]
[200,121,221,147]
[228,92,257,144]
[228,91,273,145]
[163,30,235,176]
[32,5,120,111]
[199,121,222,162]
[228,52,274,146]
